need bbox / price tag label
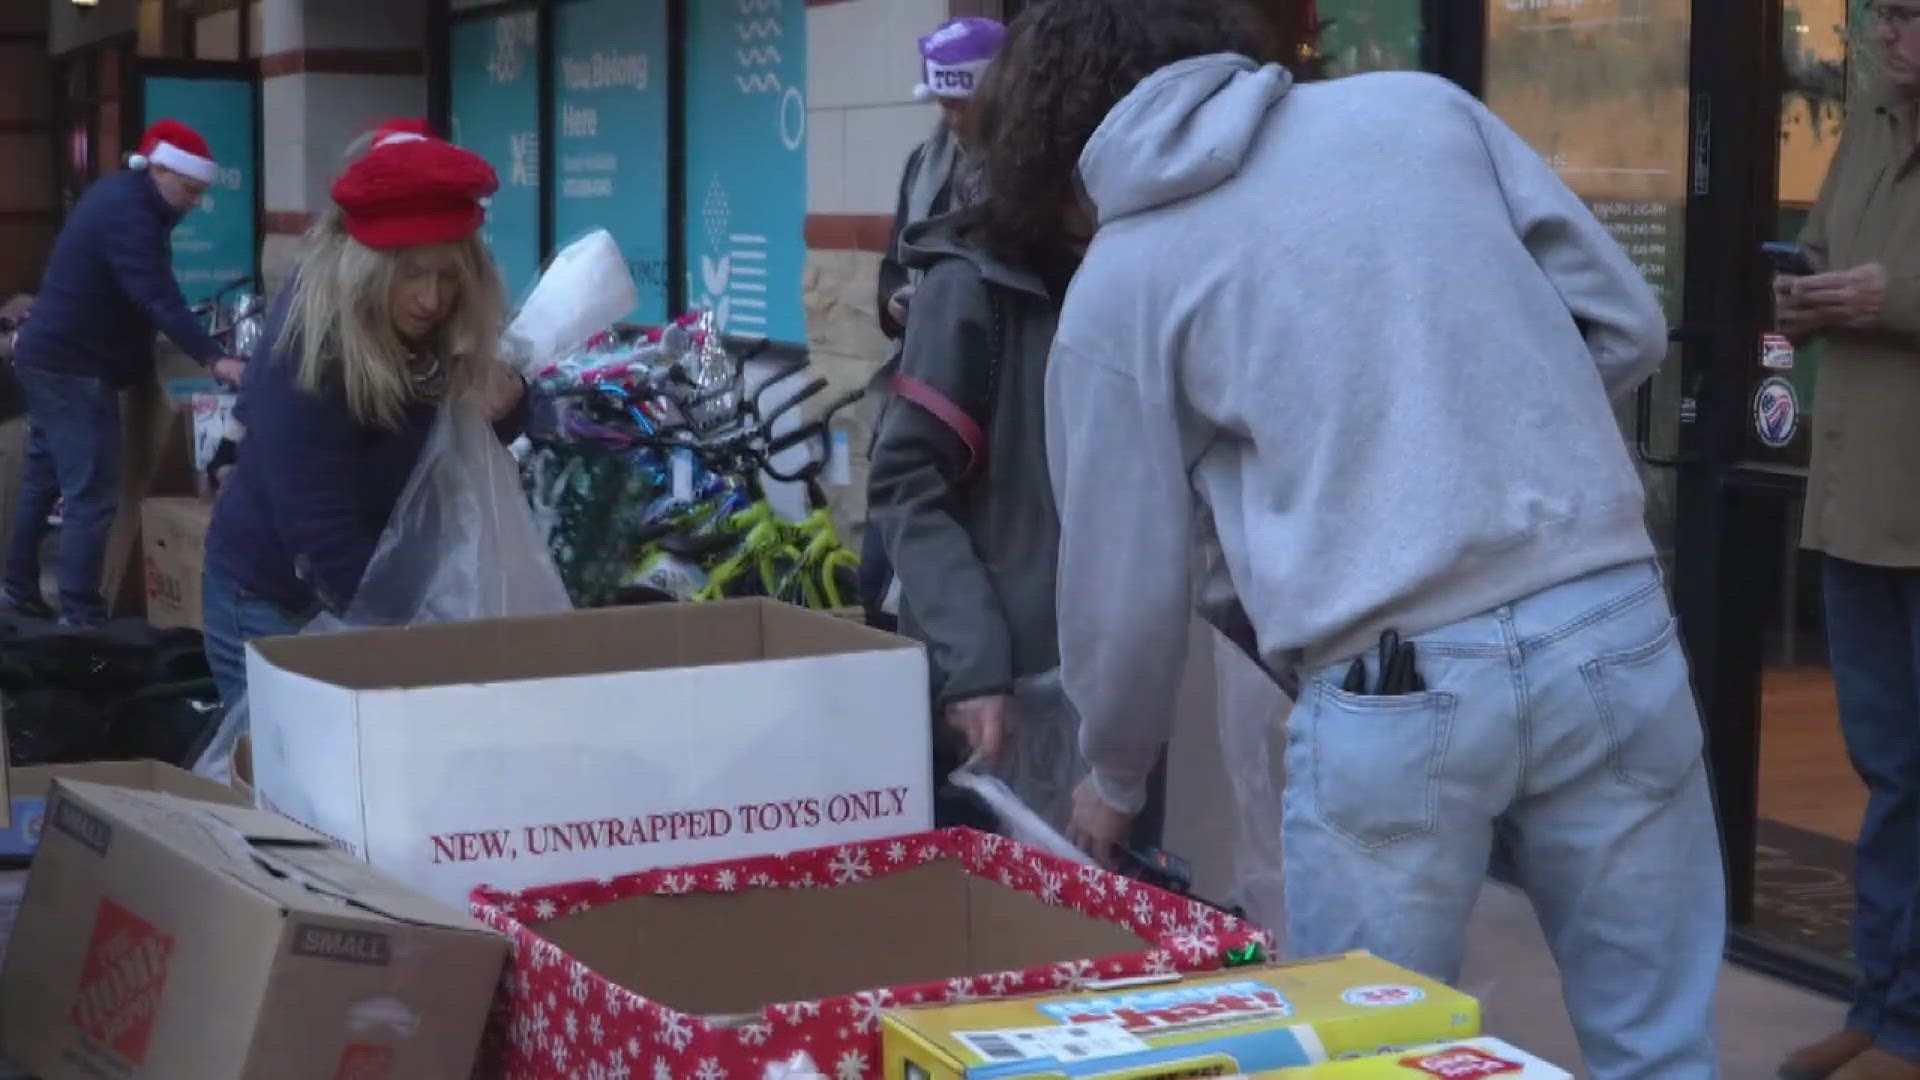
[825,429,852,487]
[671,448,695,502]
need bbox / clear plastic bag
[947,668,1093,863]
[1210,628,1291,941]
[193,402,573,781]
[500,229,639,377]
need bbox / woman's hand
[477,361,527,422]
[945,693,1013,763]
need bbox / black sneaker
[2,594,54,621]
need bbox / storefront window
[1481,0,1692,559]
[552,0,671,323]
[1314,0,1423,75]
[681,0,807,341]
[450,9,543,305]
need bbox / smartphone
[1763,241,1817,276]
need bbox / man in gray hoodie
[971,2,1725,1077]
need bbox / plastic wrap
[946,667,1092,862]
[500,229,639,376]
[193,402,572,781]
[1211,628,1291,942]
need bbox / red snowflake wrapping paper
[469,827,1272,1080]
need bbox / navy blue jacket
[207,285,525,617]
[16,170,225,386]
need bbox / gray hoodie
[1049,56,1666,814]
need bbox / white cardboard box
[247,600,932,905]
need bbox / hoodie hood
[899,209,1050,299]
[1078,53,1293,227]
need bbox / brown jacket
[1801,92,1920,567]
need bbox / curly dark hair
[970,0,1288,264]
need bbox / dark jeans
[3,367,120,624]
[201,560,307,714]
[1829,556,1920,1059]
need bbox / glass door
[1465,0,1866,995]
[1736,0,1864,987]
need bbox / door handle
[1636,327,1703,468]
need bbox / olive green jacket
[1800,90,1920,567]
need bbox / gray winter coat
[867,213,1062,707]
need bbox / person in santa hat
[200,120,527,713]
[3,118,246,625]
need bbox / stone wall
[803,249,891,538]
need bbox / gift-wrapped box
[469,828,1271,1079]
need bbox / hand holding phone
[1764,241,1817,277]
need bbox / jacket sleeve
[867,260,1012,706]
[1466,94,1668,400]
[877,145,924,341]
[1047,338,1198,816]
[103,199,226,364]
[246,354,376,614]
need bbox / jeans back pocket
[1581,616,1705,798]
[1302,683,1458,851]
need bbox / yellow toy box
[1246,1037,1572,1077]
[880,952,1480,1079]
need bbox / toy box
[1252,1037,1571,1077]
[880,952,1479,1078]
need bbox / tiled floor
[1463,882,1843,1077]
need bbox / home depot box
[249,599,931,904]
[0,760,247,862]
[881,953,1479,1078]
[1249,1037,1571,1078]
[0,780,507,1080]
[468,828,1273,1078]
[141,497,213,630]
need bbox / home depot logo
[334,1042,396,1080]
[1401,1046,1524,1078]
[69,898,175,1065]
[1040,980,1293,1033]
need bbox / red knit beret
[331,121,499,250]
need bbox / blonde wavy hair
[279,208,506,429]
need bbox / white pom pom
[128,153,150,170]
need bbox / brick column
[258,0,429,288]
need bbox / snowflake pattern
[468,827,1266,1078]
[828,846,871,884]
[1052,959,1096,989]
[848,989,893,1033]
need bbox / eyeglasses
[1874,2,1920,28]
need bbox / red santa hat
[128,119,220,185]
[330,120,498,250]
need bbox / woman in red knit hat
[200,121,528,712]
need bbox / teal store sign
[142,75,257,305]
[684,0,807,342]
[450,10,543,306]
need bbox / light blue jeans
[1284,561,1724,1079]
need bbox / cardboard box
[104,355,201,617]
[141,497,213,630]
[881,953,1479,1078]
[1250,1037,1571,1078]
[0,760,245,862]
[248,599,932,904]
[0,780,507,1079]
[469,827,1274,1079]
